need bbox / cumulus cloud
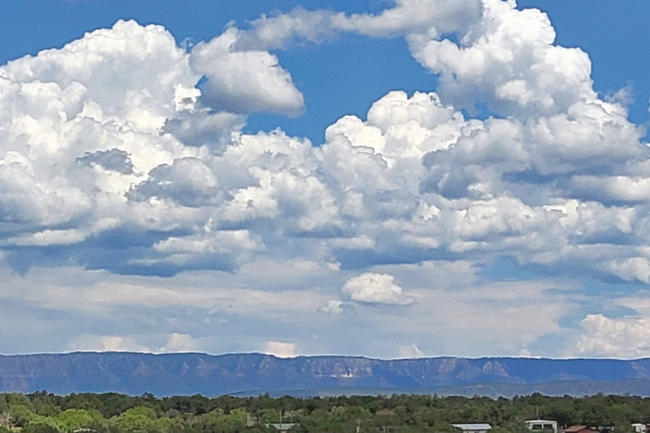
[0,1,646,285]
[574,315,650,358]
[0,1,648,287]
[128,157,220,207]
[68,335,151,353]
[398,344,425,358]
[608,258,650,284]
[342,273,415,306]
[2,0,650,357]
[160,333,200,353]
[190,28,304,116]
[76,149,134,174]
[263,341,298,358]
[67,333,199,353]
[407,0,591,117]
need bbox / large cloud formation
[0,0,649,357]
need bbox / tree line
[0,391,648,433]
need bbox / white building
[526,420,558,433]
[453,423,492,433]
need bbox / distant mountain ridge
[1,352,650,397]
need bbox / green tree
[55,409,105,432]
[114,406,159,433]
[8,404,36,428]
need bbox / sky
[1,0,650,360]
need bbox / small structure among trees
[526,419,559,433]
[452,423,492,433]
[266,423,298,433]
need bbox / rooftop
[453,424,493,431]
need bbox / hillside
[1,352,649,396]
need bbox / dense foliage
[0,392,647,433]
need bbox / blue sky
[1,0,650,359]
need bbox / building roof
[564,426,591,433]
[453,424,493,431]
[526,420,557,424]
[266,424,297,431]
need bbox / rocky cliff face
[0,352,649,396]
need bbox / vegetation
[0,392,646,433]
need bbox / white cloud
[160,333,199,353]
[573,314,650,358]
[67,333,199,354]
[569,176,650,203]
[342,273,415,306]
[235,8,341,51]
[1,1,650,358]
[128,157,220,207]
[190,28,304,116]
[235,0,482,50]
[318,299,356,315]
[330,236,376,250]
[0,257,580,358]
[68,335,151,353]
[608,258,650,284]
[398,344,425,358]
[263,341,298,358]
[335,0,482,36]
[402,279,575,355]
[3,229,88,247]
[407,0,592,117]
[319,300,345,315]
[0,5,647,285]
